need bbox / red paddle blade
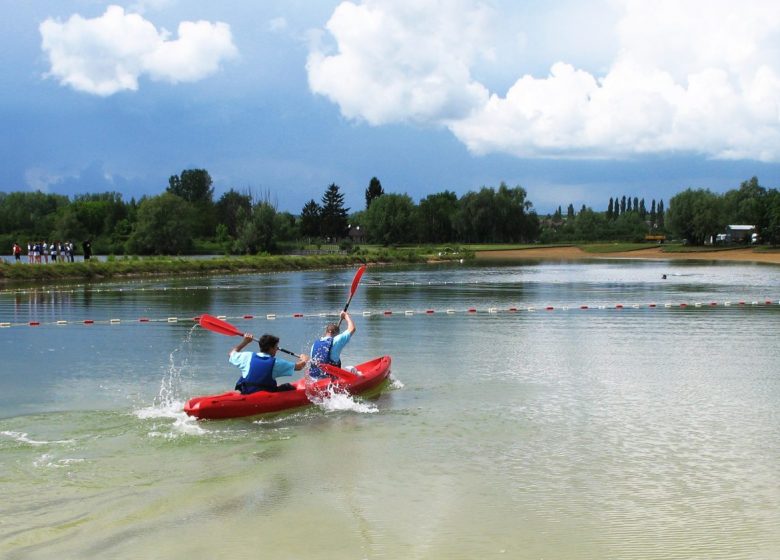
[199,314,241,337]
[350,265,366,297]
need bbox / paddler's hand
[294,353,310,371]
[242,333,254,342]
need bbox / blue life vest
[309,337,341,379]
[235,354,276,394]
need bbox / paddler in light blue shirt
[309,311,356,378]
[229,333,308,394]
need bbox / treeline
[0,172,540,254]
[666,177,780,245]
[2,171,778,255]
[540,198,666,243]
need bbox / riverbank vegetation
[0,246,471,283]
[2,170,779,269]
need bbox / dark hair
[258,334,279,353]
[325,322,340,336]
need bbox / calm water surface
[1,260,779,559]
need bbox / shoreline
[475,246,780,265]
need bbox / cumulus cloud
[307,0,491,125]
[308,0,780,161]
[40,5,237,95]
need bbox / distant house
[727,225,756,242]
[716,225,757,244]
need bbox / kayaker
[309,311,356,379]
[229,333,309,394]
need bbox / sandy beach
[475,246,780,265]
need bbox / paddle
[198,314,299,357]
[337,265,366,328]
[198,314,356,382]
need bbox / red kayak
[184,356,392,420]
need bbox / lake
[1,260,779,559]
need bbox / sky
[2,0,780,215]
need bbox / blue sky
[2,0,780,215]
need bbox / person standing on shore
[12,242,22,262]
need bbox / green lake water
[1,261,779,559]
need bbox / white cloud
[40,5,237,96]
[307,0,491,125]
[308,0,780,162]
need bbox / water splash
[134,325,205,436]
[304,377,378,414]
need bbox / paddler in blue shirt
[229,333,309,394]
[309,311,356,378]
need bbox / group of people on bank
[229,311,357,394]
[10,240,92,263]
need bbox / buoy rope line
[1,299,778,329]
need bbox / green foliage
[418,190,458,243]
[365,177,384,209]
[215,189,252,237]
[126,193,195,255]
[233,202,278,254]
[454,183,538,243]
[668,188,723,245]
[364,193,417,245]
[300,199,322,239]
[320,183,349,240]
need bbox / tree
[215,189,252,237]
[364,193,417,245]
[167,169,214,203]
[167,169,215,237]
[668,189,722,245]
[607,197,614,220]
[320,183,349,240]
[723,176,767,230]
[126,193,195,254]
[365,177,384,209]
[234,201,278,254]
[418,190,458,243]
[299,199,322,239]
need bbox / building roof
[727,225,756,231]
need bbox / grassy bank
[0,247,470,284]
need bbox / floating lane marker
[383,310,392,315]
[29,321,40,326]
[167,317,177,323]
[243,314,254,319]
[266,314,276,320]
[83,320,94,324]
[139,318,150,322]
[405,310,414,315]
[0,322,10,328]
[293,313,303,318]
[363,311,371,316]
[110,319,121,324]
[447,309,455,314]
[56,320,68,325]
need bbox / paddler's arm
[293,354,310,371]
[229,334,254,356]
[341,311,356,335]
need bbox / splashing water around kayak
[304,376,379,414]
[135,325,204,436]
